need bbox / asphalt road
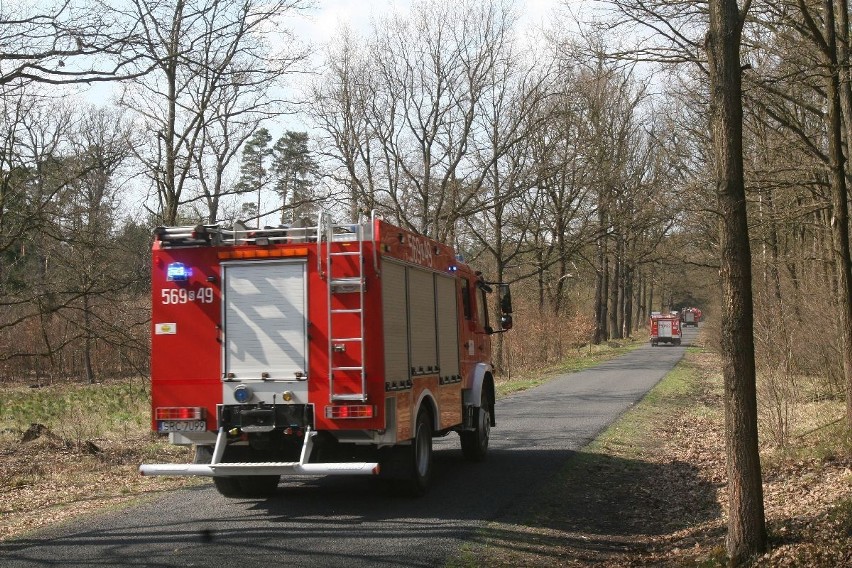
[1,327,696,568]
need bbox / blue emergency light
[166,262,192,281]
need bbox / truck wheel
[213,476,245,498]
[195,445,251,498]
[401,407,433,497]
[213,475,280,498]
[460,390,491,462]
[206,444,280,498]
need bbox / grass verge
[450,344,852,567]
[0,378,201,541]
[450,344,723,568]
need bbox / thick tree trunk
[609,249,621,339]
[648,273,654,316]
[705,0,767,564]
[593,225,608,344]
[821,0,852,434]
[624,264,633,337]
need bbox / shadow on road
[0,444,720,566]
[0,325,714,567]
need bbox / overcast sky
[298,0,562,46]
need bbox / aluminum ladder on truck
[320,213,368,402]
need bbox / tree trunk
[83,292,95,384]
[635,270,645,332]
[821,0,852,434]
[648,272,654,316]
[609,248,621,339]
[705,0,767,564]
[624,263,633,337]
[593,225,608,344]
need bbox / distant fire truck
[681,307,700,327]
[649,312,682,346]
[139,212,513,497]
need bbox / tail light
[325,405,374,419]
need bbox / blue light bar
[166,262,192,281]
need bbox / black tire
[213,474,280,498]
[201,444,280,499]
[398,407,433,497]
[460,388,491,462]
[213,476,246,498]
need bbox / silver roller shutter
[382,261,409,384]
[407,267,438,374]
[435,274,460,380]
[223,260,307,380]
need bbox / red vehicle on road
[140,212,513,497]
[650,312,682,346]
[681,307,701,327]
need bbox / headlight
[233,385,252,403]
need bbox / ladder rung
[330,251,361,256]
[332,338,363,342]
[331,308,362,314]
[333,366,364,371]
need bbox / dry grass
[0,379,202,541]
[452,339,852,567]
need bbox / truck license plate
[158,420,207,433]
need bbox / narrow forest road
[1,328,696,568]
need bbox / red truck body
[140,213,511,497]
[681,307,701,327]
[649,313,682,346]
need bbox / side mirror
[498,283,512,314]
[500,314,513,331]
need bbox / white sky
[299,0,563,45]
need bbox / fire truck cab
[139,212,512,497]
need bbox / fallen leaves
[0,431,202,541]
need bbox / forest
[2,0,852,562]
[0,0,709,384]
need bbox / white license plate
[158,420,207,433]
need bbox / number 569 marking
[161,287,214,304]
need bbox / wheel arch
[414,390,439,432]
[464,363,495,426]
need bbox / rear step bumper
[139,427,380,478]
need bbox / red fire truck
[681,307,700,327]
[649,312,682,346]
[139,212,513,497]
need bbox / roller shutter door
[223,261,307,380]
[408,267,438,374]
[382,261,409,383]
[435,274,460,380]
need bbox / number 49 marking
[161,287,214,304]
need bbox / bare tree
[604,0,767,561]
[0,0,143,87]
[706,0,767,562]
[118,0,309,225]
[312,0,538,241]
